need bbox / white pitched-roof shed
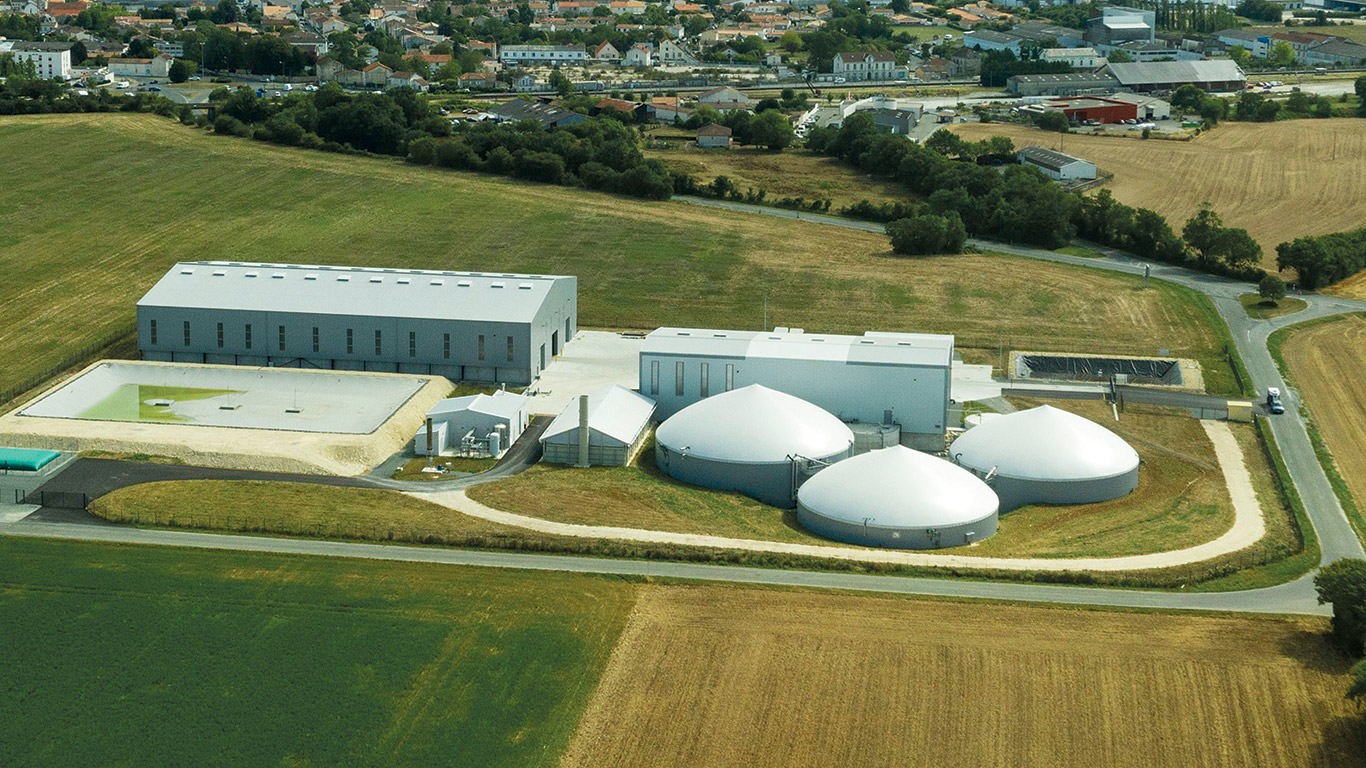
[541,384,656,466]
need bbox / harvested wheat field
[1280,314,1366,514]
[561,586,1365,768]
[952,120,1366,268]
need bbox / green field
[0,535,635,768]
[79,384,240,422]
[0,113,1237,402]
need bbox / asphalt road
[0,521,1327,615]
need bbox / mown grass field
[471,399,1290,560]
[0,535,635,768]
[0,114,1234,401]
[562,585,1366,768]
[952,120,1366,269]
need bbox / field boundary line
[414,425,1264,574]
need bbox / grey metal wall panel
[797,503,998,548]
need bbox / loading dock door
[552,330,559,357]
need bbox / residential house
[1040,47,1101,68]
[387,71,429,90]
[869,107,918,134]
[623,43,652,66]
[649,96,690,121]
[335,68,365,86]
[108,53,172,78]
[946,46,983,77]
[593,97,646,119]
[832,50,899,81]
[697,123,732,148]
[466,40,498,59]
[913,57,949,81]
[418,53,452,67]
[593,40,620,61]
[609,0,646,13]
[459,71,497,89]
[514,72,538,90]
[362,61,393,86]
[696,85,751,112]
[284,30,328,56]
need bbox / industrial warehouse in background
[640,328,953,451]
[137,262,577,386]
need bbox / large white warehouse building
[797,446,999,549]
[640,327,953,450]
[137,262,577,386]
[654,384,854,508]
[949,404,1140,511]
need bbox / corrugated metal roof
[541,384,655,444]
[642,328,953,368]
[1018,145,1091,172]
[1106,60,1245,86]
[137,261,574,323]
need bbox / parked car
[188,75,201,81]
[1266,387,1285,414]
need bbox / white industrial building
[640,328,953,450]
[1018,146,1097,182]
[540,384,655,467]
[949,404,1140,511]
[797,446,999,549]
[137,262,576,386]
[654,384,854,508]
[415,390,529,457]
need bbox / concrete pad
[950,362,1002,403]
[0,505,38,523]
[528,331,643,416]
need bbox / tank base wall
[797,504,998,549]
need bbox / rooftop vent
[491,282,505,289]
[337,276,350,282]
[369,277,382,283]
[212,271,226,277]
[457,280,472,287]
[304,274,318,281]
[431,279,445,286]
[518,283,533,290]
[245,272,259,278]
[179,268,194,275]
[271,273,285,279]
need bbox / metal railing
[13,489,88,509]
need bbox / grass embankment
[392,455,500,480]
[1240,293,1309,318]
[562,585,1365,768]
[952,120,1366,269]
[1270,313,1366,545]
[0,535,636,768]
[0,113,1236,399]
[474,399,1294,562]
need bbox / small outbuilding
[697,123,732,148]
[541,384,655,466]
[655,384,854,508]
[416,389,529,457]
[797,446,999,549]
[1018,146,1097,181]
[949,404,1139,511]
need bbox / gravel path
[413,421,1264,573]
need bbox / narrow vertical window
[217,322,224,348]
[150,319,157,345]
[675,361,684,397]
[346,329,353,355]
[409,331,416,358]
[700,362,709,398]
[312,327,319,353]
[183,321,190,347]
[244,324,252,350]
[650,360,659,396]
[506,336,514,363]
[374,330,382,356]
[725,363,734,392]
[478,335,485,361]
[443,333,450,359]
[278,325,286,353]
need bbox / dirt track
[560,585,1364,768]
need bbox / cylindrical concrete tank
[797,446,999,549]
[949,404,1139,512]
[654,384,854,508]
